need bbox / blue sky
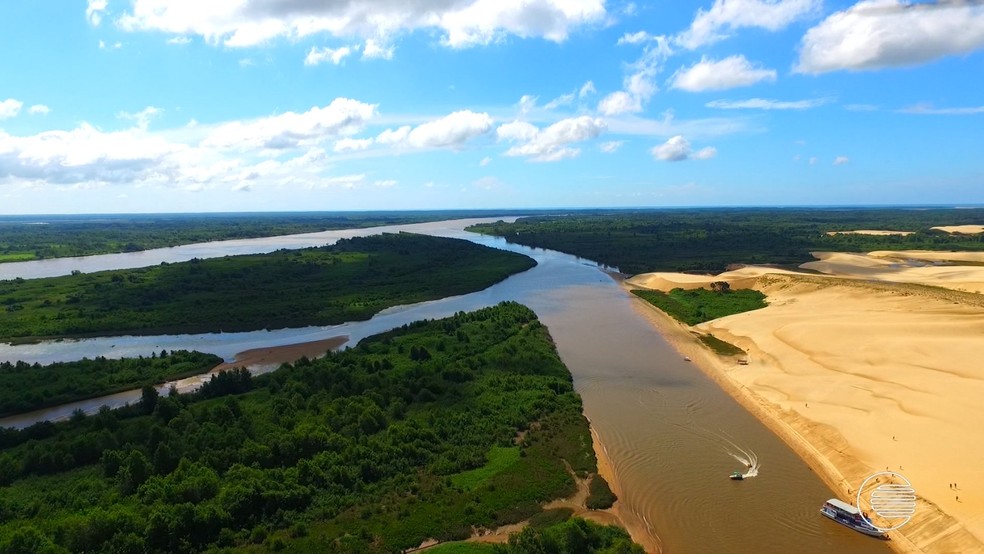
[1,0,982,214]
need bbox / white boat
[820,498,885,538]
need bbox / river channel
[0,217,888,553]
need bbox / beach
[625,250,984,553]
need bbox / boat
[729,471,744,480]
[820,498,885,538]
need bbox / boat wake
[672,421,761,479]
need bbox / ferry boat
[820,498,885,538]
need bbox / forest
[468,208,984,274]
[0,350,222,417]
[0,233,536,342]
[631,287,768,326]
[0,211,542,263]
[0,302,628,553]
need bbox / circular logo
[856,471,916,532]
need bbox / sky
[1,0,983,214]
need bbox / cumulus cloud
[579,81,597,98]
[833,155,849,165]
[86,0,108,26]
[116,0,606,53]
[599,140,624,153]
[376,126,411,145]
[651,135,715,161]
[333,137,374,152]
[796,0,984,74]
[405,110,494,149]
[705,97,830,110]
[204,98,377,150]
[598,37,672,115]
[305,46,354,66]
[498,116,605,162]
[28,104,51,116]
[0,99,24,120]
[363,39,394,60]
[677,0,821,49]
[167,36,192,45]
[670,55,776,92]
[118,106,163,130]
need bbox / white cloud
[617,31,653,45]
[797,0,984,74]
[900,104,984,115]
[322,174,366,188]
[518,95,538,115]
[334,137,374,152]
[118,106,163,130]
[86,0,108,26]
[362,39,394,60]
[305,46,354,66]
[670,55,776,92]
[579,80,597,98]
[374,111,494,150]
[833,156,849,165]
[167,36,192,45]
[376,126,411,145]
[374,179,398,187]
[692,146,717,160]
[117,0,606,53]
[544,93,575,110]
[204,98,377,150]
[0,99,24,120]
[496,121,540,143]
[598,37,672,115]
[677,0,821,49]
[705,97,830,110]
[499,116,606,162]
[28,104,51,116]
[599,140,624,153]
[651,135,715,161]
[480,156,492,166]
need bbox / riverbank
[624,255,984,553]
[208,335,349,374]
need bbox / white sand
[826,230,915,236]
[931,225,984,235]
[628,257,984,553]
[803,251,984,294]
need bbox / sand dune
[803,251,984,294]
[931,225,984,235]
[628,256,984,553]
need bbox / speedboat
[730,471,744,480]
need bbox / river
[0,217,888,553]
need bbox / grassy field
[632,288,768,326]
[698,334,746,356]
[0,233,535,342]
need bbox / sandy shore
[625,256,984,553]
[209,335,349,373]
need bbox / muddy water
[0,220,889,553]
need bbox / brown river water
[0,218,889,553]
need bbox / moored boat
[820,498,885,538]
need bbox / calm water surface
[0,218,888,554]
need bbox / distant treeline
[0,303,625,553]
[0,233,536,341]
[468,208,984,274]
[0,211,527,263]
[0,350,222,417]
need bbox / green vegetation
[0,211,499,262]
[697,334,745,357]
[0,303,627,553]
[452,446,522,491]
[0,350,222,417]
[585,476,617,510]
[529,508,574,529]
[468,208,984,274]
[497,518,644,554]
[428,542,497,553]
[0,233,535,342]
[632,288,768,325]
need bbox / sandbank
[931,225,984,235]
[626,260,984,553]
[826,230,915,236]
[209,335,349,374]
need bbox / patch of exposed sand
[803,251,984,294]
[826,230,915,236]
[628,261,984,553]
[209,335,349,373]
[931,225,984,235]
